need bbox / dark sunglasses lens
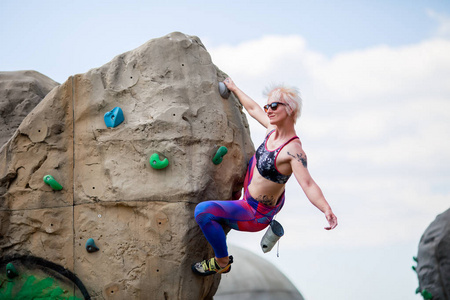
[264,102,280,112]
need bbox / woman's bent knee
[194,201,210,218]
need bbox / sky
[1,1,450,299]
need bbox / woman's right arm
[224,78,269,128]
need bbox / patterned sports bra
[255,130,299,184]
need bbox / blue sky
[2,0,449,83]
[1,1,450,300]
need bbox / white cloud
[310,39,450,102]
[210,35,308,78]
[428,9,450,38]
[211,35,450,103]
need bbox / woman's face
[265,100,288,125]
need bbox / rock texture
[416,208,450,300]
[0,70,59,148]
[215,245,304,300]
[0,32,254,299]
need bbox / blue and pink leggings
[194,155,285,258]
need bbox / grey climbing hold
[86,238,99,253]
[6,263,18,279]
[218,82,230,99]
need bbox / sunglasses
[263,102,286,113]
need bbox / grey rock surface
[0,32,254,299]
[416,208,450,300]
[215,245,305,300]
[0,70,59,148]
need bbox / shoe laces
[201,258,218,272]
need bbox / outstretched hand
[324,210,338,230]
[223,77,237,92]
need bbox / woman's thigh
[195,200,269,232]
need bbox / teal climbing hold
[104,107,124,128]
[212,146,228,165]
[86,238,99,253]
[421,289,432,300]
[43,175,63,191]
[413,256,418,262]
[415,287,421,294]
[412,265,417,272]
[150,153,169,170]
[6,263,18,279]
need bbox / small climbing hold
[415,287,421,294]
[421,289,432,300]
[43,175,63,191]
[218,82,230,99]
[412,265,417,272]
[150,153,169,170]
[413,256,418,262]
[6,263,18,279]
[86,238,99,253]
[104,107,124,128]
[212,146,228,165]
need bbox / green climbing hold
[421,289,432,299]
[412,265,417,272]
[43,175,63,191]
[212,146,228,165]
[85,238,99,253]
[415,287,421,294]
[150,153,169,170]
[413,256,418,262]
[6,263,18,279]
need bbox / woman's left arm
[287,144,338,230]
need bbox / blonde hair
[264,85,302,123]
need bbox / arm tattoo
[287,151,307,168]
[256,195,275,206]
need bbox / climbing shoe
[191,255,233,276]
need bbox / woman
[192,78,338,276]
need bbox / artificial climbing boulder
[0,70,59,148]
[0,32,254,299]
[416,208,450,300]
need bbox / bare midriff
[248,164,287,207]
